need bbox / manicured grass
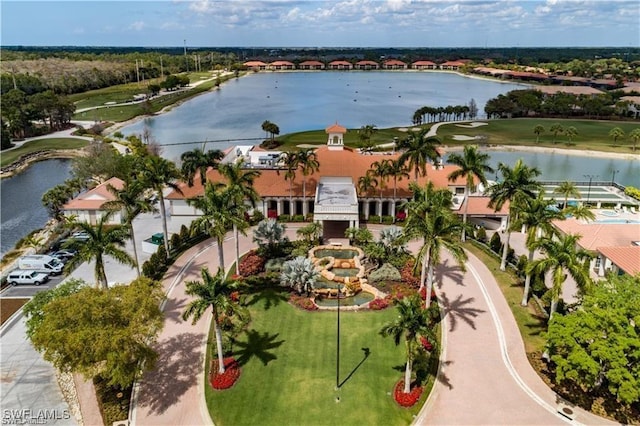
[436,118,640,154]
[1,138,88,167]
[278,126,430,149]
[205,289,429,426]
[464,242,547,354]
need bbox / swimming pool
[599,210,619,217]
[595,218,640,224]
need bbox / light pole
[611,169,619,185]
[336,282,341,395]
[583,174,598,204]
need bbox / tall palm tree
[447,145,494,241]
[180,147,224,187]
[380,295,435,394]
[608,127,625,146]
[528,233,593,319]
[629,128,640,151]
[358,172,378,219]
[296,148,320,217]
[398,129,440,182]
[103,179,156,277]
[487,159,542,271]
[533,124,545,143]
[553,181,580,209]
[63,213,135,290]
[510,191,564,306]
[371,160,392,223]
[387,159,410,219]
[139,155,182,253]
[565,203,596,222]
[279,151,297,215]
[218,161,261,275]
[182,267,244,373]
[403,184,467,307]
[188,183,243,271]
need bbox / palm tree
[486,159,542,271]
[387,159,410,219]
[403,184,467,308]
[447,145,494,241]
[564,204,596,222]
[63,213,135,289]
[398,129,440,182]
[188,183,243,272]
[371,160,392,223]
[358,172,378,219]
[279,151,297,215]
[182,267,244,373]
[608,127,625,146]
[103,179,156,277]
[629,128,640,151]
[296,148,320,217]
[218,161,261,275]
[180,147,224,187]
[510,191,564,306]
[358,124,378,152]
[296,221,323,245]
[139,155,182,253]
[565,126,578,143]
[533,124,545,143]
[553,181,580,209]
[550,123,563,143]
[380,295,435,394]
[528,233,593,319]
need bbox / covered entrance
[313,176,359,241]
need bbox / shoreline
[440,144,640,161]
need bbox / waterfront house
[62,177,124,225]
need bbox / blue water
[595,219,640,224]
[120,71,528,161]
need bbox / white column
[277,199,283,216]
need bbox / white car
[6,270,50,286]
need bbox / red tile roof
[299,61,324,66]
[243,61,267,67]
[597,246,640,275]
[413,61,437,66]
[356,60,379,65]
[553,218,639,250]
[63,177,124,210]
[536,86,604,96]
[270,61,295,66]
[325,123,347,133]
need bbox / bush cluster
[393,380,423,407]
[369,263,401,283]
[289,294,318,311]
[368,298,390,310]
[399,261,419,288]
[210,358,241,390]
[624,186,640,201]
[238,252,266,277]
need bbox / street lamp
[583,174,599,204]
[336,282,341,392]
[611,169,619,185]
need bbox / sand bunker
[456,122,488,128]
[452,135,477,141]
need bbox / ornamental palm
[63,213,135,290]
[553,181,580,209]
[182,267,244,373]
[380,295,436,394]
[371,160,392,223]
[398,129,440,182]
[608,127,625,145]
[629,128,640,151]
[218,161,261,275]
[447,145,494,241]
[486,159,542,271]
[104,179,156,277]
[387,159,410,217]
[188,183,244,271]
[279,151,297,214]
[139,155,183,253]
[180,147,224,187]
[510,191,564,306]
[297,148,320,216]
[527,233,593,320]
[533,124,545,143]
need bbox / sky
[1,0,639,48]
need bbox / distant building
[62,177,124,225]
[298,60,325,70]
[328,60,353,70]
[382,59,407,70]
[412,61,438,70]
[354,60,379,70]
[243,61,268,71]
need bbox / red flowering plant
[388,283,418,301]
[399,261,420,288]
[289,294,318,311]
[420,336,433,351]
[368,297,390,310]
[238,251,266,277]
[210,357,241,390]
[393,380,423,407]
[418,287,438,302]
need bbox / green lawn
[205,289,431,426]
[277,118,639,154]
[1,138,88,167]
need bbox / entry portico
[313,176,359,233]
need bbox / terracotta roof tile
[63,177,124,210]
[596,246,640,275]
[553,218,640,250]
[325,123,347,133]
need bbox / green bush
[476,227,487,242]
[179,224,190,240]
[624,186,640,201]
[278,214,291,222]
[368,215,381,223]
[381,215,394,224]
[516,255,528,278]
[250,210,265,225]
[489,232,502,254]
[293,214,305,222]
[369,263,401,283]
[265,258,287,273]
[170,233,181,250]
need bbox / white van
[6,270,50,286]
[18,255,64,276]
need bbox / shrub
[170,233,181,250]
[369,263,401,283]
[238,252,266,277]
[210,358,241,390]
[489,232,502,254]
[393,380,423,407]
[516,255,528,278]
[179,224,190,240]
[250,210,265,225]
[278,214,291,222]
[419,287,437,302]
[265,258,287,273]
[368,298,390,310]
[289,294,318,311]
[399,261,419,288]
[624,186,640,201]
[476,226,487,242]
[368,215,381,223]
[292,214,305,222]
[382,215,394,224]
[387,283,417,301]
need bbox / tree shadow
[338,347,370,388]
[162,297,189,324]
[232,329,285,366]
[245,289,289,310]
[439,291,485,331]
[435,359,454,390]
[136,332,203,415]
[434,259,465,288]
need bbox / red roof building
[328,61,353,70]
[62,177,125,225]
[412,61,437,70]
[354,60,379,70]
[298,60,325,70]
[383,60,407,70]
[269,61,295,70]
[243,61,268,70]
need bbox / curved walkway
[131,226,616,425]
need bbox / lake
[120,71,530,161]
[0,159,72,257]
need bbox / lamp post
[583,174,598,204]
[336,282,341,392]
[611,169,619,185]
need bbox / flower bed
[393,380,423,407]
[289,294,318,311]
[368,297,390,310]
[419,287,437,302]
[210,357,241,390]
[239,252,266,277]
[420,336,433,351]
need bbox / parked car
[6,270,50,286]
[70,231,90,241]
[49,250,77,262]
[18,255,64,275]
